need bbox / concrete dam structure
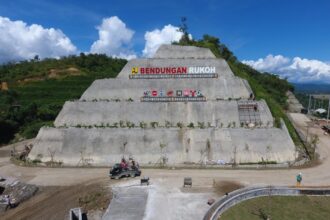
[29,45,297,166]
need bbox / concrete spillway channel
[203,186,330,220]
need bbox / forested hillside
[0,54,126,144]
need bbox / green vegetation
[187,122,194,128]
[0,54,126,144]
[0,53,125,81]
[239,161,277,165]
[221,196,330,220]
[174,33,302,147]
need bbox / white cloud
[0,16,77,63]
[143,24,184,57]
[243,55,290,73]
[90,16,136,59]
[243,55,330,83]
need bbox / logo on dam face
[167,90,174,97]
[131,67,139,75]
[141,89,206,102]
[176,90,182,97]
[159,90,165,97]
[151,90,158,97]
[143,91,151,96]
[129,66,218,79]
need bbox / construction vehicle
[109,163,141,179]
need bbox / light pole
[306,123,309,143]
[327,98,330,126]
[308,94,312,115]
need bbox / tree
[178,17,191,45]
[33,55,40,61]
[203,35,220,45]
[0,119,18,144]
[156,142,168,167]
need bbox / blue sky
[1,0,330,83]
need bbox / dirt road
[0,178,111,220]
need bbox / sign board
[141,89,206,102]
[129,66,218,79]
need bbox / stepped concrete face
[81,77,251,101]
[29,45,297,166]
[54,100,273,128]
[32,126,295,165]
[81,59,252,101]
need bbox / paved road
[0,114,330,188]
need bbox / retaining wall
[29,126,296,166]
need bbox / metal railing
[203,186,330,220]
